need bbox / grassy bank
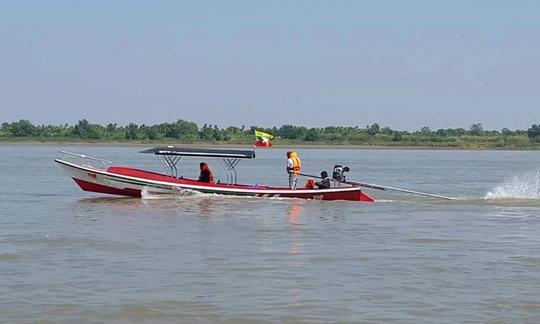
[2,119,540,149]
[2,136,540,150]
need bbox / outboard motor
[332,165,350,183]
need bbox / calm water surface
[1,145,540,323]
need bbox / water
[486,169,540,199]
[1,145,540,323]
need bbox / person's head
[289,151,297,158]
[321,171,328,178]
[286,151,292,158]
[200,162,207,170]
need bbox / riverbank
[1,137,539,150]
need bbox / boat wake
[485,170,540,200]
[140,187,271,201]
[140,187,210,200]
[364,170,540,206]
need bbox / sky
[1,0,539,130]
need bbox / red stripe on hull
[73,178,142,197]
[104,166,375,201]
[279,190,375,201]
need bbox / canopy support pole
[161,155,181,178]
[219,158,241,184]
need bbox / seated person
[198,162,214,183]
[315,171,331,189]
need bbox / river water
[1,145,540,323]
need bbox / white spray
[485,169,540,199]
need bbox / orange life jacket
[305,179,315,189]
[289,152,301,174]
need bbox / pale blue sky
[1,0,539,130]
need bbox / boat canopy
[140,146,255,184]
[140,146,256,159]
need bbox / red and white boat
[55,147,375,202]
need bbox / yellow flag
[255,130,274,140]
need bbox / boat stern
[359,191,375,202]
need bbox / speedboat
[55,146,375,202]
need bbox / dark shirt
[315,177,331,189]
[198,169,214,183]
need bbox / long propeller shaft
[299,173,456,200]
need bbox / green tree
[435,129,448,137]
[142,125,160,140]
[420,126,432,135]
[73,119,90,138]
[367,123,380,136]
[213,125,223,141]
[278,125,307,139]
[87,124,105,139]
[469,123,484,136]
[278,125,297,139]
[10,120,36,137]
[380,127,393,135]
[527,124,540,143]
[174,120,199,139]
[199,124,214,140]
[125,123,139,140]
[0,122,11,137]
[304,128,321,141]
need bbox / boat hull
[55,159,375,202]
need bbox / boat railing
[158,155,181,178]
[58,151,112,169]
[152,154,243,185]
[218,158,241,184]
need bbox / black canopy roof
[140,146,256,159]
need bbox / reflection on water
[286,200,305,259]
[76,195,344,222]
[75,195,222,217]
[77,196,144,206]
[288,201,303,225]
[194,198,217,218]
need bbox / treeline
[1,119,540,147]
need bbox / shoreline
[1,139,539,150]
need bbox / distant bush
[0,119,537,148]
[528,124,540,143]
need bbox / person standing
[286,151,301,189]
